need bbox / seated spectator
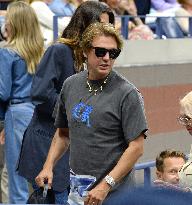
[48,0,75,16]
[151,0,180,12]
[154,150,186,189]
[146,0,180,25]
[178,91,192,136]
[175,0,192,35]
[99,0,154,40]
[29,0,71,46]
[177,91,192,191]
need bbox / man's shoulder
[112,70,139,94]
[62,71,86,90]
[48,42,72,53]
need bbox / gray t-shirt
[55,70,148,188]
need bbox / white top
[31,1,71,46]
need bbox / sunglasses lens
[93,47,121,59]
[95,48,107,58]
[109,49,121,59]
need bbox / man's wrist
[104,175,116,188]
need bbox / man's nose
[102,51,110,60]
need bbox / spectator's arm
[31,1,70,34]
[151,0,178,11]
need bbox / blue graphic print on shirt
[72,102,93,127]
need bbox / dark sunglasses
[91,46,121,59]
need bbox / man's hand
[84,181,111,205]
[35,167,53,189]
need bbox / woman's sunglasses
[91,46,121,59]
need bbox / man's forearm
[108,134,144,183]
[43,128,69,170]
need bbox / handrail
[134,161,155,187]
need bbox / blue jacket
[0,48,33,119]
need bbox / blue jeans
[32,184,69,204]
[4,102,34,203]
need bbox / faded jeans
[4,102,34,203]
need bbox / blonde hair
[6,1,44,74]
[180,91,192,118]
[81,22,123,53]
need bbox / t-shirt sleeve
[121,88,148,142]
[54,86,68,128]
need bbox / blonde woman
[0,1,44,203]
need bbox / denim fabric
[156,17,185,38]
[4,102,34,203]
[0,48,33,102]
[32,184,69,204]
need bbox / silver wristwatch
[104,175,116,187]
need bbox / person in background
[175,0,192,36]
[17,1,115,204]
[0,1,44,203]
[177,91,192,191]
[100,0,154,40]
[154,150,186,187]
[48,0,75,16]
[35,22,148,205]
[29,0,71,47]
[0,121,8,204]
[151,0,180,12]
[178,91,192,136]
[134,0,151,22]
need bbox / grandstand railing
[134,160,155,187]
[120,15,192,39]
[53,15,192,40]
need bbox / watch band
[104,175,116,187]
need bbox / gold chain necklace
[86,75,109,95]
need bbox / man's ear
[156,170,163,180]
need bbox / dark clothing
[0,1,10,10]
[17,43,75,192]
[135,0,151,23]
[135,0,151,15]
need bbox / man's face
[156,157,185,185]
[86,35,119,80]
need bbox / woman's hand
[0,129,5,145]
